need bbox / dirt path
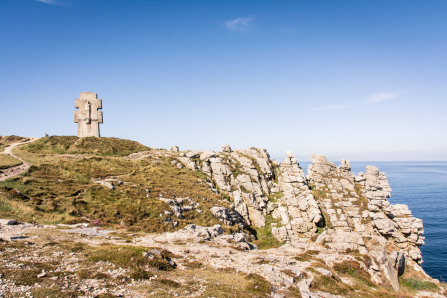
[0,137,39,181]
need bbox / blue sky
[1,0,446,161]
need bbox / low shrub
[245,273,271,295]
[400,277,439,292]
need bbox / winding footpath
[0,137,39,181]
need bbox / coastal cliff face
[1,136,442,297]
[171,146,426,290]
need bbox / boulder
[222,144,232,153]
[0,219,18,225]
[210,206,246,227]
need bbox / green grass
[310,274,351,295]
[20,136,150,156]
[0,154,22,169]
[0,136,229,231]
[399,277,439,292]
[0,267,40,286]
[87,244,175,272]
[312,188,328,199]
[333,260,374,287]
[31,287,82,298]
[249,215,283,249]
[0,135,29,152]
[268,191,284,202]
[31,288,82,298]
[245,273,271,295]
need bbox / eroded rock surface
[171,148,427,290]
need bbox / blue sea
[300,161,447,280]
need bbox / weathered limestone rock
[170,146,427,289]
[271,152,322,243]
[210,206,246,228]
[214,232,257,250]
[221,144,232,153]
[308,154,363,233]
[74,92,103,137]
[176,146,275,229]
[357,166,424,263]
[170,146,179,151]
[155,224,223,242]
[160,197,198,220]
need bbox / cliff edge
[0,136,443,297]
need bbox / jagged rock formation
[172,147,426,290]
[178,147,275,228]
[270,154,322,246]
[210,206,246,228]
[357,166,425,262]
[2,135,434,296]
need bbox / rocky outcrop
[172,147,426,289]
[270,153,322,245]
[151,224,256,250]
[308,154,367,233]
[156,224,223,242]
[357,166,425,263]
[160,197,199,220]
[305,154,425,289]
[210,206,246,228]
[177,147,275,228]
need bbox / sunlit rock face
[174,147,426,289]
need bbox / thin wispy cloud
[316,103,351,111]
[35,0,65,6]
[366,92,397,104]
[224,16,254,32]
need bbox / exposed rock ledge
[168,147,427,290]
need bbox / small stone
[0,219,18,225]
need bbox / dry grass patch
[0,154,22,169]
[333,260,371,282]
[2,136,229,232]
[183,260,203,269]
[398,266,440,294]
[0,135,29,152]
[245,273,271,295]
[249,215,283,249]
[310,274,352,295]
[399,277,439,293]
[20,136,150,157]
[31,287,82,298]
[86,244,174,271]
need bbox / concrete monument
[74,92,103,137]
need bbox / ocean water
[299,161,447,280]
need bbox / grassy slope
[0,154,22,169]
[22,136,150,156]
[0,136,444,296]
[0,135,30,152]
[0,136,229,232]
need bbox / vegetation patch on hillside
[20,136,150,156]
[0,154,22,169]
[249,215,283,249]
[0,135,30,152]
[0,136,228,232]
